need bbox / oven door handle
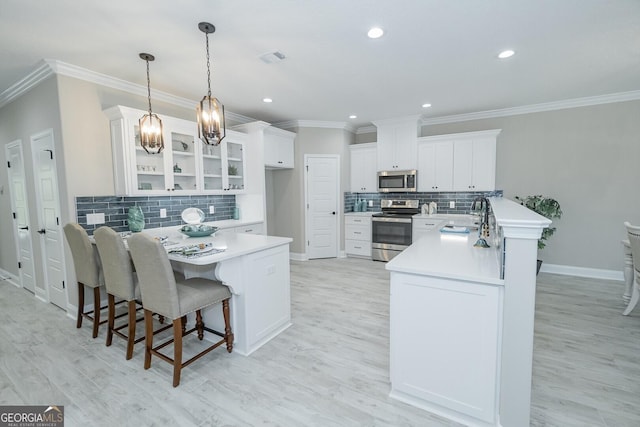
[372,217,412,224]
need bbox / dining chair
[128,232,233,387]
[93,226,144,359]
[623,222,640,315]
[63,223,107,338]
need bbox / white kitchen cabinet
[105,105,247,195]
[344,214,372,258]
[202,134,247,193]
[373,116,420,171]
[264,127,295,169]
[234,222,265,235]
[417,138,454,192]
[412,217,442,242]
[349,143,377,192]
[452,130,500,191]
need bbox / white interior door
[31,129,67,309]
[305,155,339,259]
[6,141,36,293]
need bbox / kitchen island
[386,197,550,427]
[143,226,293,356]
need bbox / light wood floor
[1,257,639,426]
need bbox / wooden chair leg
[144,309,154,370]
[222,299,233,353]
[92,287,101,338]
[106,294,115,346]
[172,318,183,387]
[76,282,85,328]
[195,310,204,340]
[126,300,137,360]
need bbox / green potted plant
[515,195,562,273]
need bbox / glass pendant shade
[197,22,226,146]
[138,52,164,154]
[139,112,164,154]
[197,95,225,145]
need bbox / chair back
[94,226,136,301]
[625,222,640,279]
[128,233,180,319]
[63,223,100,287]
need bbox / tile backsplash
[344,190,503,214]
[75,194,236,234]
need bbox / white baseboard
[290,252,308,261]
[0,268,20,287]
[540,263,624,281]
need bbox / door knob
[331,211,336,215]
[37,228,46,234]
[19,226,29,230]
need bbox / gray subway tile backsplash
[344,190,503,214]
[75,194,235,234]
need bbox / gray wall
[267,126,353,255]
[421,100,640,271]
[0,76,63,288]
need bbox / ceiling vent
[259,51,286,64]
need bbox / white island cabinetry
[387,198,550,426]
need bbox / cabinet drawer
[345,216,371,226]
[413,219,440,230]
[345,239,371,257]
[235,223,264,235]
[345,224,370,241]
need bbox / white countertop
[386,216,503,286]
[344,211,380,217]
[142,227,292,266]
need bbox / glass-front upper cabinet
[225,139,245,192]
[201,130,246,193]
[105,105,248,195]
[132,122,167,193]
[169,121,199,193]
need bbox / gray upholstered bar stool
[128,232,234,387]
[94,226,144,359]
[63,223,107,338]
[623,222,640,315]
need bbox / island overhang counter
[142,227,293,357]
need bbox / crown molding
[4,60,640,129]
[274,119,356,133]
[356,125,376,134]
[0,60,54,108]
[420,90,640,126]
[0,59,255,124]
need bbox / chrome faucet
[471,197,491,248]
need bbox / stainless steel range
[372,199,419,262]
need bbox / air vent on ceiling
[259,51,286,64]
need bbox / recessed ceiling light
[498,50,515,59]
[422,103,432,108]
[263,98,273,103]
[367,27,384,39]
[349,115,357,119]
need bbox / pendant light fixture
[196,22,226,146]
[138,53,164,154]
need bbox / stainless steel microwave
[377,170,417,192]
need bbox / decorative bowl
[180,224,218,237]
